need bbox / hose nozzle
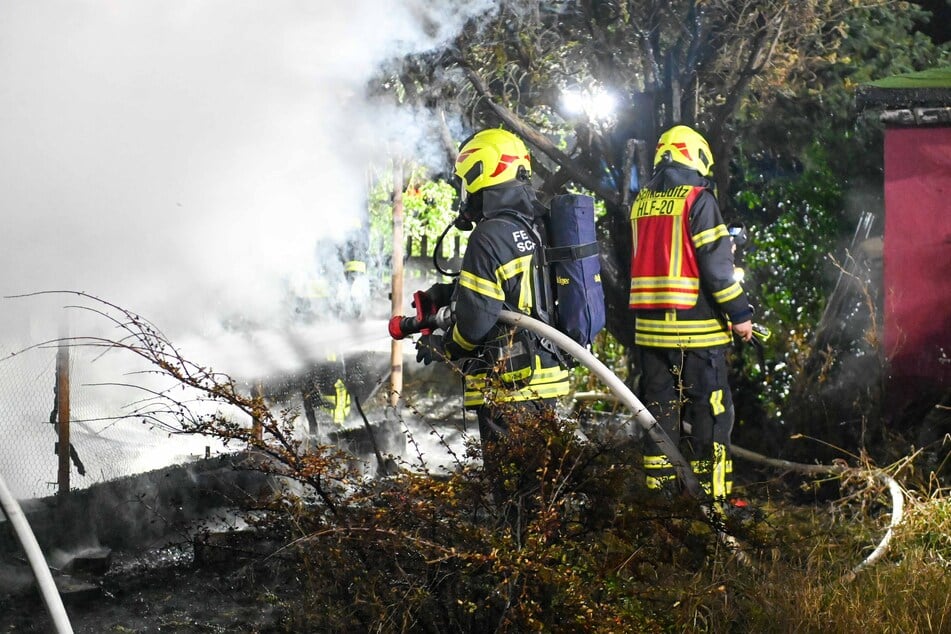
[388,306,453,340]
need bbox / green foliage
[723,2,949,442]
[730,148,846,418]
[737,1,949,171]
[738,151,844,331]
[367,166,459,258]
[719,1,945,365]
[898,493,951,563]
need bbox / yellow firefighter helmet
[454,128,531,196]
[653,125,714,177]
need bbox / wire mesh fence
[0,339,225,502]
[0,283,401,504]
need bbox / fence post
[55,342,70,497]
[251,381,264,441]
[389,160,404,408]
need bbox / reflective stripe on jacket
[321,378,351,425]
[634,312,732,348]
[629,185,703,310]
[464,355,570,408]
[629,168,751,349]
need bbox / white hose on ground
[0,471,75,633]
[573,389,905,576]
[729,443,904,577]
[851,473,903,576]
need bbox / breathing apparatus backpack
[431,192,606,376]
[541,193,606,348]
[498,193,606,363]
[469,193,606,385]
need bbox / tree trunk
[598,200,635,349]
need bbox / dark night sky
[913,0,951,45]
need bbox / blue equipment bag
[544,194,605,347]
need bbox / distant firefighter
[288,218,370,324]
[293,217,370,434]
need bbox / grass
[665,487,951,633]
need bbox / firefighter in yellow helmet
[412,127,571,506]
[296,217,369,433]
[629,124,753,505]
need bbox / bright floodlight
[590,90,616,121]
[561,89,585,116]
[560,86,616,122]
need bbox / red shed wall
[883,126,951,412]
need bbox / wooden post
[55,342,70,496]
[251,381,264,442]
[389,160,405,408]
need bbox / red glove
[410,283,455,334]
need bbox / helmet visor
[450,174,467,211]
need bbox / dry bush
[43,292,951,633]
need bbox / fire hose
[0,470,74,633]
[729,443,904,577]
[390,307,702,497]
[390,308,903,575]
[390,308,747,559]
[572,397,903,575]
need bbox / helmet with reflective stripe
[653,124,714,177]
[454,128,531,196]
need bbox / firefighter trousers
[635,345,734,500]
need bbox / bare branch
[461,66,621,206]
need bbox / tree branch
[461,66,620,206]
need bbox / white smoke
[0,0,498,496]
[0,0,495,365]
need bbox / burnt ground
[0,446,449,633]
[1,540,295,633]
[0,365,467,633]
[0,465,315,634]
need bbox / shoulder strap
[546,242,599,262]
[493,211,553,312]
[491,211,548,259]
[490,211,573,367]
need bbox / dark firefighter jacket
[444,182,570,409]
[629,166,752,348]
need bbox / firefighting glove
[411,282,455,316]
[415,333,446,366]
